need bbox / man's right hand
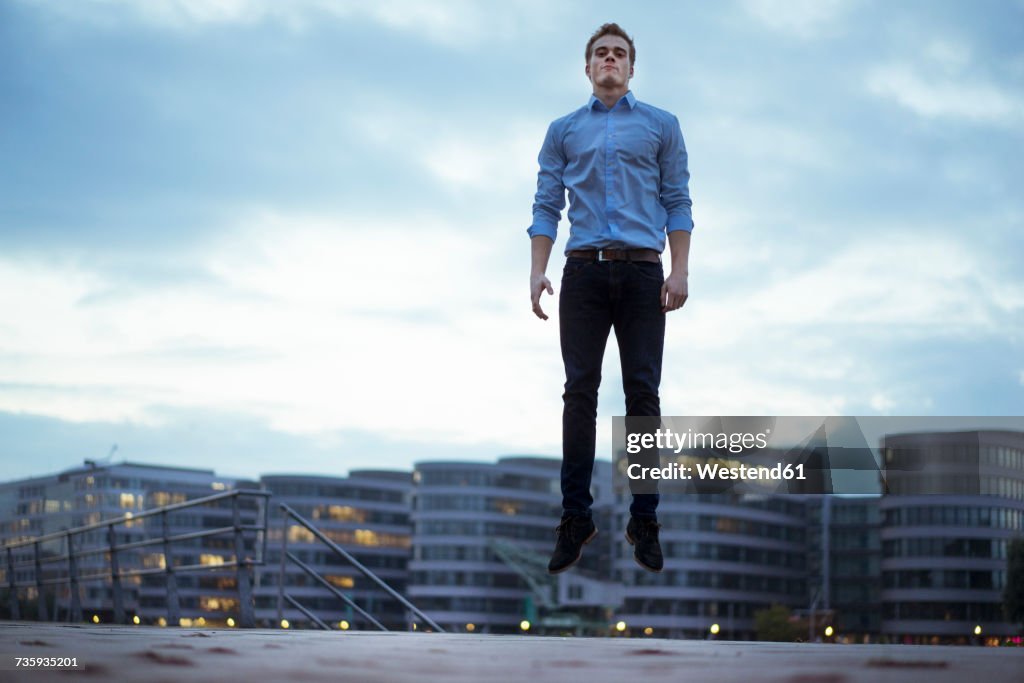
[531,273,554,320]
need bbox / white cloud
[694,116,840,172]
[740,0,854,39]
[5,0,1023,463]
[694,233,1021,339]
[650,230,1024,418]
[419,127,545,193]
[865,63,1024,125]
[923,39,972,74]
[5,212,1018,452]
[869,392,895,412]
[350,105,547,195]
[28,0,561,47]
[0,209,565,450]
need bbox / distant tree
[754,604,800,642]
[1004,537,1024,631]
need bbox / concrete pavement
[2,621,1022,682]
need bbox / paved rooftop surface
[2,622,1022,682]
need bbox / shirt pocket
[614,124,659,166]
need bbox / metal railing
[3,489,271,627]
[276,503,443,632]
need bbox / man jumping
[527,22,694,575]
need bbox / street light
[824,626,834,638]
[520,620,531,632]
[710,623,720,635]
[615,621,627,633]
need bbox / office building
[255,470,413,629]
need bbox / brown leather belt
[567,248,661,263]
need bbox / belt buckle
[597,249,608,262]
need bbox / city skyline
[2,0,1022,481]
[3,435,1022,642]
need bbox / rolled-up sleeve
[659,115,693,233]
[527,121,566,241]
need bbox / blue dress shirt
[528,91,693,254]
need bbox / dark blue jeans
[559,257,663,521]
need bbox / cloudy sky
[1,0,1022,483]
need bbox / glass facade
[256,471,412,630]
[615,493,809,640]
[4,431,1023,642]
[0,462,259,626]
[879,430,1024,643]
[408,457,567,634]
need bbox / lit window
[495,500,521,516]
[314,505,366,522]
[325,575,355,589]
[200,554,226,566]
[200,597,237,612]
[143,554,166,569]
[354,529,380,546]
[151,491,186,507]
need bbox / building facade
[407,457,618,634]
[879,430,1024,644]
[614,493,810,639]
[821,496,882,641]
[4,431,1023,643]
[255,470,413,630]
[0,461,259,626]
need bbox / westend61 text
[627,462,807,481]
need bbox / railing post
[260,491,270,564]
[34,542,47,622]
[233,495,255,628]
[277,509,289,627]
[107,523,125,624]
[161,511,179,626]
[66,532,82,623]
[6,547,19,620]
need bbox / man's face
[586,34,633,91]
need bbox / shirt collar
[588,90,637,111]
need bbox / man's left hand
[661,272,688,313]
